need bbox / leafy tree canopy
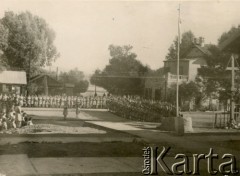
[0,11,59,77]
[59,68,85,84]
[166,30,195,60]
[197,26,240,102]
[0,23,8,51]
[218,26,240,45]
[59,68,89,94]
[91,45,150,95]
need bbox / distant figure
[63,105,68,120]
[76,104,80,118]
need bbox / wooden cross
[226,54,239,123]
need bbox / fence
[214,111,240,128]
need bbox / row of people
[0,94,108,109]
[106,96,176,122]
[0,106,33,131]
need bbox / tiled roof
[195,45,212,56]
[0,71,27,85]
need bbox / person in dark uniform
[63,102,68,120]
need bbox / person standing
[52,96,56,108]
[27,95,31,107]
[23,95,27,107]
[39,95,43,108]
[34,95,38,107]
[76,103,80,118]
[63,104,68,120]
[31,95,34,107]
[56,96,60,108]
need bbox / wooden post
[231,55,235,124]
[175,4,181,134]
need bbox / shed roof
[30,74,62,87]
[0,71,27,85]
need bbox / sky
[1,0,240,76]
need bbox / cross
[226,54,239,124]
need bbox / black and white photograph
[0,0,239,175]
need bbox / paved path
[18,109,240,155]
[0,154,142,176]
[0,109,239,175]
[2,154,239,175]
[0,136,136,145]
[83,111,240,156]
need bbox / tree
[0,23,9,71]
[197,26,240,104]
[179,81,200,102]
[166,31,195,60]
[59,68,85,83]
[91,45,150,95]
[0,11,59,79]
[0,23,8,51]
[74,80,89,94]
[218,26,240,45]
[166,81,202,110]
[59,68,89,94]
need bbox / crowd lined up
[0,93,177,130]
[0,105,33,131]
[0,94,108,109]
[106,96,176,122]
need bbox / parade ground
[0,108,240,175]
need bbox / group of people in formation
[0,92,177,128]
[0,103,33,131]
[106,96,176,122]
[0,93,108,109]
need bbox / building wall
[188,58,207,81]
[144,77,165,100]
[164,57,207,83]
[0,84,22,94]
[164,60,189,76]
[144,46,209,100]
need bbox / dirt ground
[0,142,144,157]
[0,109,239,176]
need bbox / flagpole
[176,4,180,133]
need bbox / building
[144,77,165,100]
[144,37,211,100]
[29,74,63,95]
[144,68,165,100]
[164,38,210,86]
[0,70,27,94]
[64,83,75,96]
